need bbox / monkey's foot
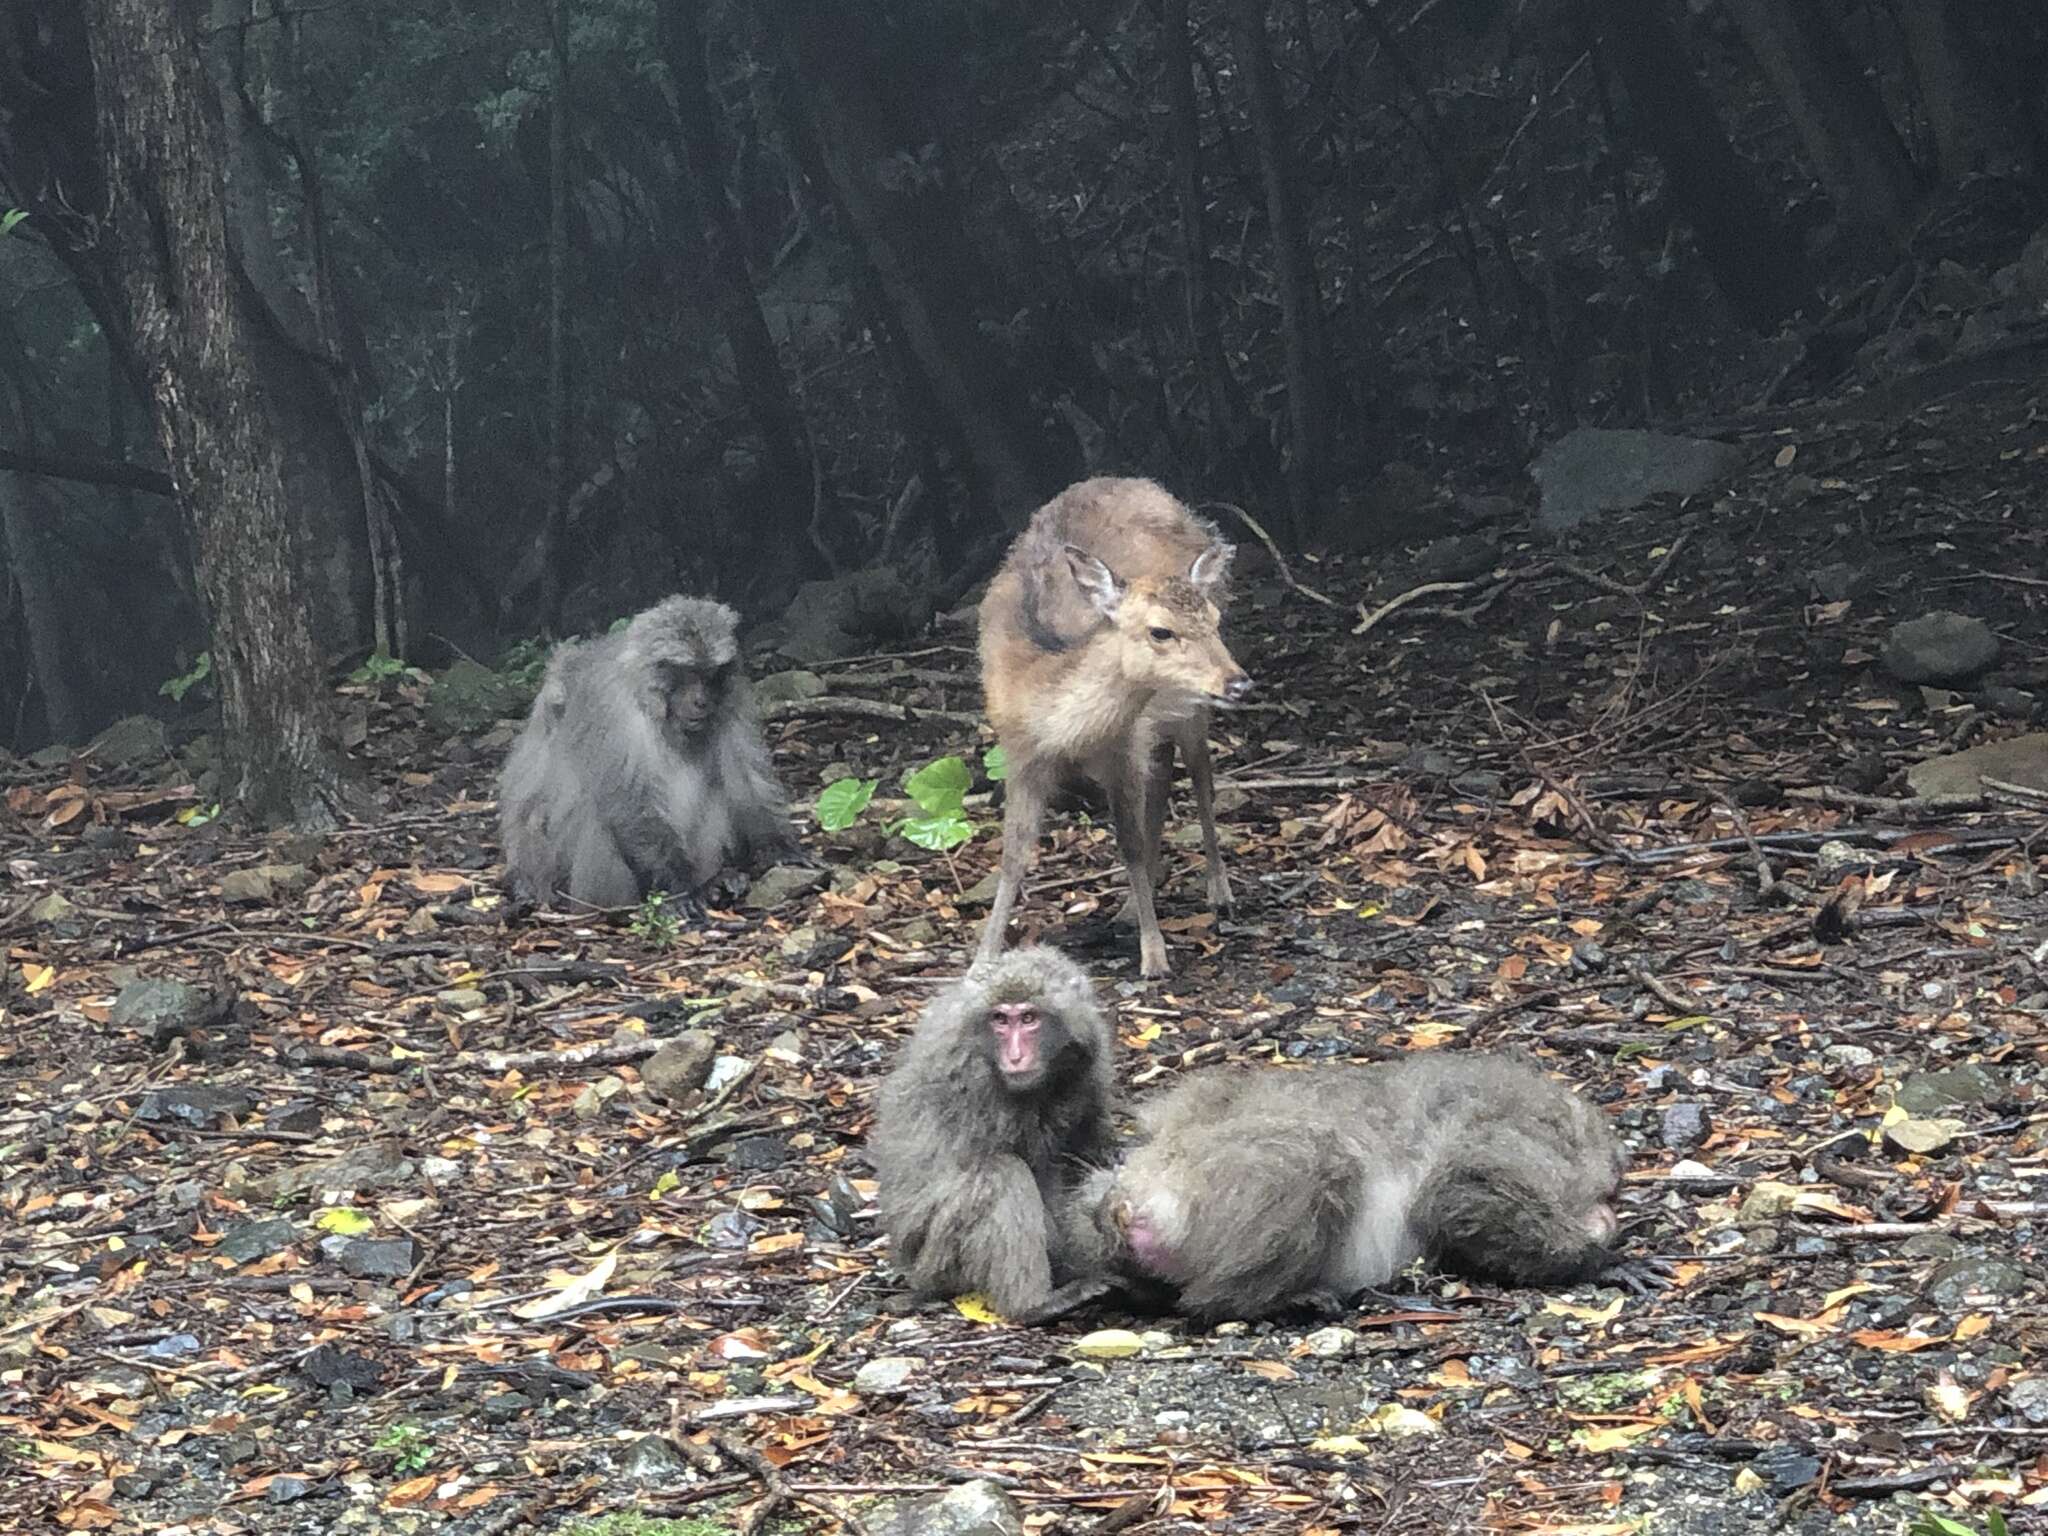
[1597,1257,1680,1296]
[1012,1275,1121,1327]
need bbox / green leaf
[895,813,973,851]
[314,1207,374,1237]
[349,651,407,684]
[160,651,212,702]
[651,1169,681,1198]
[176,803,222,827]
[982,745,1008,782]
[0,209,28,236]
[903,755,970,816]
[816,776,880,831]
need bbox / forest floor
[5,380,2048,1536]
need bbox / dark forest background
[1,0,2044,815]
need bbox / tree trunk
[0,473,84,745]
[1160,0,1243,458]
[1591,0,1816,330]
[1722,0,1919,258]
[1224,0,1329,546]
[79,0,344,825]
[758,0,1066,535]
[657,0,832,579]
[539,0,572,634]
[1892,0,2034,184]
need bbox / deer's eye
[1149,626,1176,643]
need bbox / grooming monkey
[1064,1053,1630,1322]
[978,477,1252,980]
[498,596,798,910]
[871,947,1117,1321]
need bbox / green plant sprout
[629,890,683,944]
[814,753,985,850]
[160,652,212,703]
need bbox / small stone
[853,1356,921,1394]
[1882,611,1999,686]
[725,1134,790,1171]
[266,1475,315,1506]
[642,1030,718,1102]
[481,1390,533,1424]
[1823,1044,1876,1070]
[754,669,828,704]
[248,1142,415,1200]
[144,1333,201,1360]
[1897,1065,2007,1114]
[436,987,487,1012]
[1884,1118,1964,1156]
[138,1086,254,1129]
[876,1478,1024,1536]
[1815,840,1876,880]
[959,868,1002,906]
[1808,562,1869,602]
[1072,1329,1146,1359]
[1753,1449,1822,1493]
[2007,1377,2048,1425]
[1139,1331,1177,1354]
[1411,533,1498,584]
[619,1434,690,1483]
[899,917,938,946]
[29,892,77,924]
[109,976,234,1046]
[111,1473,159,1499]
[300,1343,384,1391]
[743,863,829,910]
[1659,1103,1711,1154]
[1738,1180,1804,1224]
[220,1218,298,1264]
[1925,1256,2028,1308]
[1667,1159,1714,1180]
[89,714,172,766]
[267,1100,322,1136]
[336,1237,417,1279]
[1301,1327,1358,1358]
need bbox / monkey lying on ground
[871,947,1118,1322]
[498,596,798,910]
[1063,1052,1631,1322]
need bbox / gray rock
[88,714,171,767]
[1814,840,1877,881]
[771,568,935,666]
[109,976,234,1046]
[2016,223,2048,303]
[876,1478,1023,1536]
[137,1086,254,1129]
[1753,1448,1822,1494]
[219,862,311,906]
[300,1343,384,1391]
[853,1356,921,1394]
[481,1390,533,1424]
[1300,1327,1358,1358]
[426,658,534,735]
[267,1100,322,1136]
[29,892,77,925]
[1906,731,2048,800]
[1659,1103,1711,1154]
[754,669,828,704]
[249,1143,415,1201]
[335,1237,417,1280]
[726,1134,791,1171]
[959,868,1002,906]
[2008,1377,2048,1425]
[1411,534,1498,584]
[1924,1255,2028,1308]
[1896,1064,2006,1114]
[1881,611,1999,686]
[1530,428,1749,533]
[642,1030,718,1102]
[618,1434,690,1483]
[1823,1043,1876,1071]
[742,863,828,910]
[1450,492,1517,530]
[219,1218,298,1264]
[436,987,487,1012]
[1808,561,1870,603]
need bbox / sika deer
[977,477,1251,979]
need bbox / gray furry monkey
[871,947,1117,1321]
[498,596,798,910]
[1065,1053,1630,1323]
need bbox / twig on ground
[1208,500,1341,608]
[762,696,982,728]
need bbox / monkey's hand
[1010,1274,1121,1327]
[1596,1256,1680,1296]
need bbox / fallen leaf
[512,1250,617,1320]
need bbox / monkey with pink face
[1064,1053,1632,1323]
[870,947,1117,1322]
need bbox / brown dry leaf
[406,871,473,896]
[1756,1311,1836,1337]
[1851,1329,1949,1352]
[1243,1359,1298,1383]
[1573,1422,1658,1453]
[385,1473,439,1507]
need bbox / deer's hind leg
[1114,739,1174,928]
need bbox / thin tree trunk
[539,0,572,633]
[1225,0,1329,546]
[1160,0,1241,455]
[79,0,343,825]
[658,0,832,578]
[0,474,83,744]
[1722,0,1919,258]
[1892,0,2033,183]
[759,0,1065,535]
[1591,0,1816,330]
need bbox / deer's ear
[1063,544,1124,618]
[1188,541,1235,593]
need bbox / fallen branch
[1353,577,1491,637]
[1209,500,1341,608]
[762,696,982,728]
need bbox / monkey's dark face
[656,661,731,741]
[984,999,1074,1093]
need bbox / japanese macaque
[870,946,1117,1321]
[1064,1053,1629,1323]
[497,596,798,911]
[978,477,1252,980]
